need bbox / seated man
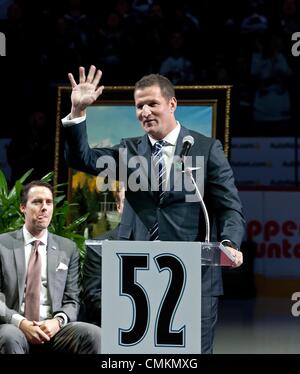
[0,180,101,354]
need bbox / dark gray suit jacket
[82,225,120,326]
[0,229,81,324]
[65,122,245,296]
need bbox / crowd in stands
[1,0,300,181]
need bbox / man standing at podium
[62,65,245,353]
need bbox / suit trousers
[0,322,101,354]
[201,296,218,354]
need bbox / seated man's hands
[34,319,61,339]
[19,319,51,345]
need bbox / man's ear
[20,204,25,214]
[170,97,177,112]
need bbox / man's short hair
[134,74,175,100]
[21,181,53,205]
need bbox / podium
[85,240,235,354]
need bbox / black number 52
[117,253,186,347]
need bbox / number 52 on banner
[101,241,202,354]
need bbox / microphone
[180,135,194,160]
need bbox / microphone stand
[184,166,210,243]
[182,165,236,264]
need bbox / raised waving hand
[68,65,104,119]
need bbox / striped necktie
[24,240,41,321]
[150,140,167,240]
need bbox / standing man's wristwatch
[221,240,238,250]
[54,316,65,329]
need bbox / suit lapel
[47,234,60,308]
[13,230,26,309]
[169,126,190,192]
[137,135,156,200]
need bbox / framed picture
[55,85,232,238]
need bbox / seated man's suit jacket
[0,229,81,324]
[65,122,245,296]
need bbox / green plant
[49,195,89,260]
[0,169,88,260]
[0,169,32,233]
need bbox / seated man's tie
[24,240,41,321]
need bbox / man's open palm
[68,65,104,116]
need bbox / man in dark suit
[63,65,245,353]
[82,184,124,326]
[0,180,101,354]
